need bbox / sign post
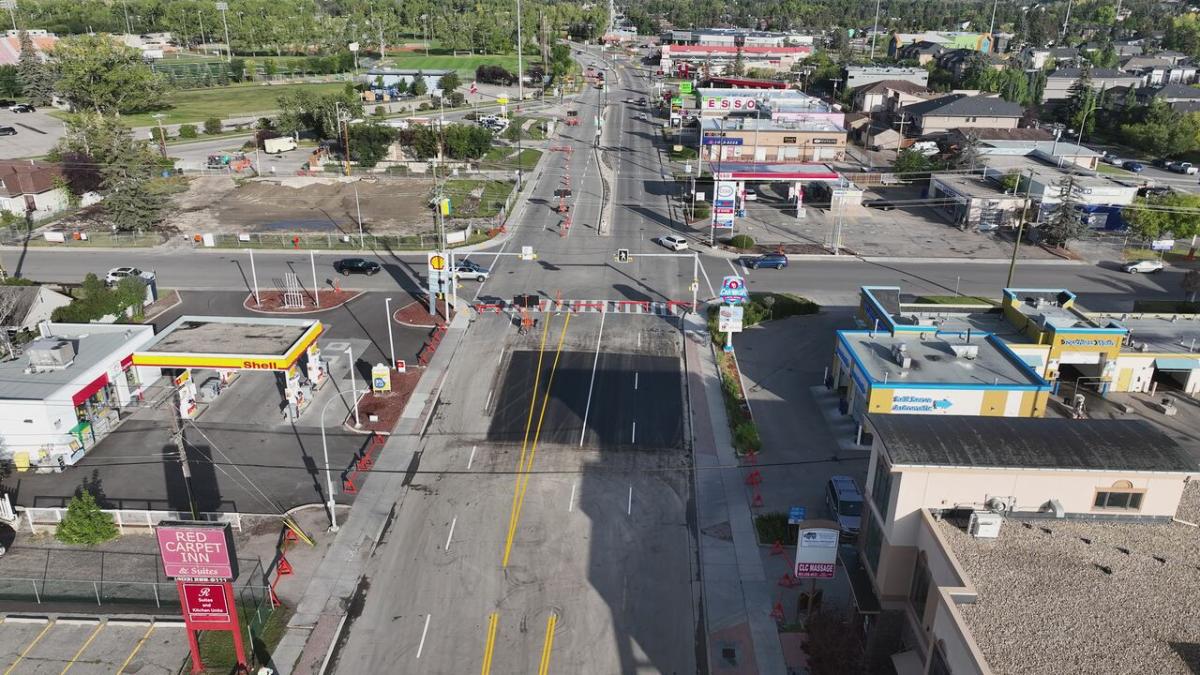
[155,522,245,673]
[719,275,749,353]
[793,521,840,615]
[426,251,449,317]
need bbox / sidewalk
[269,309,471,675]
[684,313,788,674]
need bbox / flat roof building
[700,116,846,163]
[855,415,1199,675]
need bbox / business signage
[714,181,737,208]
[886,389,985,415]
[718,305,744,333]
[714,212,736,229]
[1151,239,1175,251]
[719,275,750,304]
[182,582,232,623]
[703,136,744,145]
[788,506,807,525]
[811,138,838,145]
[794,527,839,579]
[679,81,693,94]
[670,96,683,106]
[702,95,760,111]
[156,522,238,581]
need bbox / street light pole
[215,1,231,62]
[354,182,364,248]
[310,250,320,306]
[385,297,396,369]
[869,0,882,60]
[346,346,361,427]
[319,389,364,532]
[247,248,260,306]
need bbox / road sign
[794,527,839,579]
[720,275,749,305]
[718,305,744,333]
[427,252,447,272]
[788,506,807,524]
[616,248,630,263]
[372,363,391,392]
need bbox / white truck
[1168,161,1198,175]
[264,136,297,154]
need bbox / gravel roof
[938,481,1200,674]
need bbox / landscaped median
[708,292,821,455]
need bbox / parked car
[105,267,147,285]
[866,199,896,211]
[1123,160,1145,172]
[453,260,490,281]
[1152,158,1171,168]
[637,97,647,105]
[743,189,757,201]
[826,475,863,536]
[744,253,788,269]
[1123,259,1165,274]
[655,235,689,251]
[1138,185,1173,198]
[1103,154,1125,165]
[638,112,647,121]
[1169,161,1199,175]
[8,104,34,113]
[0,99,14,107]
[333,258,381,275]
[0,126,15,136]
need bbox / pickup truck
[1168,161,1198,175]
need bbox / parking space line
[727,258,748,277]
[61,622,105,674]
[445,517,457,551]
[416,614,431,659]
[468,445,477,470]
[117,625,155,674]
[480,612,499,675]
[4,620,54,675]
[568,481,577,512]
[537,613,558,675]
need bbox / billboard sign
[794,526,838,579]
[714,181,737,208]
[1151,239,1175,251]
[182,582,232,623]
[155,522,238,581]
[718,305,744,332]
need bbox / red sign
[794,562,836,579]
[156,523,238,581]
[395,359,407,373]
[182,582,231,623]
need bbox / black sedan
[9,104,34,113]
[0,126,15,137]
[333,258,381,275]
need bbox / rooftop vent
[892,343,912,369]
[968,511,1003,538]
[950,344,979,360]
[26,338,75,371]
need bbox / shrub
[178,124,198,139]
[373,105,386,117]
[728,234,755,250]
[754,512,794,545]
[150,127,169,144]
[733,420,760,452]
[203,117,223,135]
[55,491,118,545]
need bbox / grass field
[383,50,528,77]
[52,82,350,127]
[443,179,515,219]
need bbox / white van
[826,475,863,536]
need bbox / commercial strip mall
[830,285,1200,425]
[0,315,329,472]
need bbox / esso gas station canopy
[710,162,842,182]
[131,316,323,371]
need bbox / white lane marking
[445,517,457,551]
[417,614,431,658]
[578,308,608,447]
[627,485,633,515]
[631,421,637,444]
[698,258,718,298]
[485,389,494,410]
[637,332,641,348]
[467,445,477,470]
[568,481,577,512]
[726,257,748,277]
[634,372,639,390]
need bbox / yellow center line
[502,314,555,562]
[503,312,572,568]
[117,625,155,674]
[537,613,559,675]
[61,623,105,674]
[480,612,500,675]
[4,621,54,675]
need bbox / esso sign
[705,97,758,111]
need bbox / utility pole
[988,0,999,37]
[516,0,525,106]
[869,0,882,60]
[1006,168,1035,287]
[216,2,231,62]
[167,384,198,519]
[152,114,168,159]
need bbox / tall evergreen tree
[16,30,54,106]
[100,140,168,232]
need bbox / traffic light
[616,248,630,263]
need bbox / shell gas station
[131,315,328,420]
[830,286,1200,429]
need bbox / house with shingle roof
[0,161,72,220]
[898,93,1024,135]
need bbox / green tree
[275,85,362,139]
[410,73,428,97]
[203,117,223,135]
[442,123,493,159]
[229,57,247,82]
[437,71,461,94]
[1061,68,1097,137]
[1121,100,1200,158]
[348,122,396,168]
[730,47,746,76]
[1122,193,1200,240]
[1041,175,1088,247]
[178,123,198,139]
[53,35,167,114]
[0,65,21,98]
[55,491,118,546]
[101,139,169,232]
[16,30,54,106]
[892,148,937,181]
[263,58,278,80]
[1166,14,1200,59]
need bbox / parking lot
[0,108,65,159]
[0,618,187,674]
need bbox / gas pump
[305,343,327,388]
[283,363,313,420]
[175,369,198,420]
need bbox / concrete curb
[2,615,51,624]
[242,290,364,315]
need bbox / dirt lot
[168,176,439,234]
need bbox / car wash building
[0,322,161,471]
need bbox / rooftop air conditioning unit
[892,344,912,369]
[951,344,979,360]
[968,511,1003,538]
[26,338,75,370]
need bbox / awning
[120,354,133,369]
[72,373,110,406]
[1155,358,1200,371]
